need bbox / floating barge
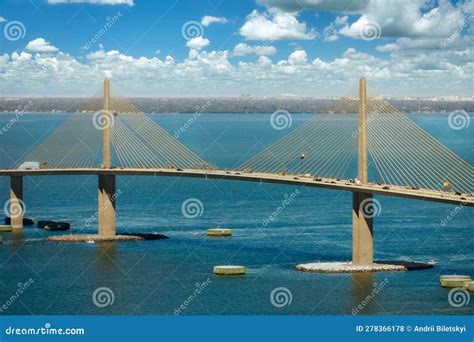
[38,220,70,231]
[119,232,169,240]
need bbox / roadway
[1,167,472,207]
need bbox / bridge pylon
[352,77,374,265]
[98,173,116,237]
[98,79,116,237]
[102,79,112,169]
[9,176,24,229]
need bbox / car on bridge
[18,162,40,171]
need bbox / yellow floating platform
[463,281,474,291]
[0,225,12,232]
[440,275,472,288]
[207,228,232,237]
[213,265,246,275]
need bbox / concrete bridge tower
[352,78,374,265]
[98,79,116,238]
[9,176,23,229]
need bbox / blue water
[0,113,472,315]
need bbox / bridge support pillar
[10,176,24,229]
[98,174,116,237]
[352,192,373,265]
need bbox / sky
[0,0,473,97]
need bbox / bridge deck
[0,168,471,207]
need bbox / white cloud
[339,1,465,40]
[264,0,472,43]
[335,15,349,26]
[0,16,7,23]
[261,0,369,12]
[239,9,317,40]
[232,43,277,56]
[377,37,456,52]
[323,34,339,42]
[376,12,474,52]
[186,36,210,50]
[47,0,133,5]
[376,43,398,52]
[322,15,348,41]
[186,49,232,74]
[0,42,472,97]
[288,50,307,64]
[25,38,59,53]
[201,15,228,27]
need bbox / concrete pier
[10,176,24,229]
[98,174,116,238]
[352,192,374,265]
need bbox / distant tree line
[0,97,472,114]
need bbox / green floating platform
[213,265,246,275]
[440,275,472,288]
[0,225,12,232]
[207,228,232,237]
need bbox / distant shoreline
[0,111,471,115]
[1,97,472,114]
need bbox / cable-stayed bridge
[1,79,472,266]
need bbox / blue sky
[0,0,473,97]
